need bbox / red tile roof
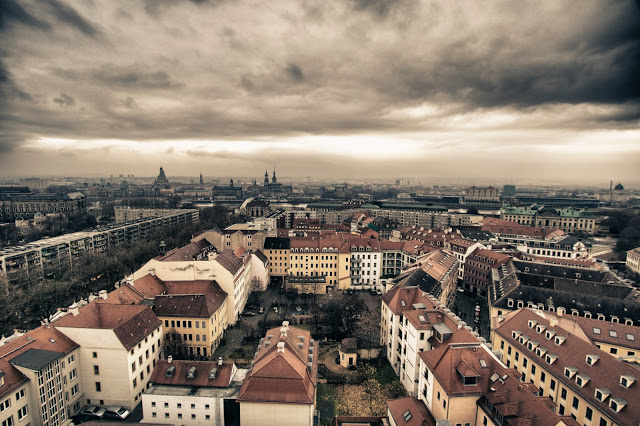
[53,302,161,351]
[237,322,317,405]
[494,308,640,426]
[214,250,245,275]
[154,280,227,318]
[0,326,78,398]
[386,397,435,426]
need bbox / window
[191,404,196,409]
[15,390,25,401]
[540,371,546,382]
[93,365,99,375]
[164,403,169,408]
[558,404,565,415]
[191,414,196,420]
[177,414,182,419]
[593,327,601,335]
[67,354,75,364]
[95,382,101,392]
[17,406,27,421]
[69,369,77,380]
[610,347,618,355]
[609,330,618,338]
[626,333,635,341]
[550,379,556,390]
[133,378,137,388]
[586,406,593,421]
[151,402,156,407]
[0,399,10,411]
[152,413,157,418]
[71,384,79,396]
[164,413,169,418]
[205,404,210,410]
[206,415,211,420]
[131,362,136,372]
[92,352,97,358]
[572,396,579,409]
[2,417,14,426]
[560,388,567,400]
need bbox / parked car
[258,307,264,314]
[80,406,106,419]
[242,311,256,317]
[104,406,130,420]
[474,317,480,324]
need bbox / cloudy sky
[1,0,639,184]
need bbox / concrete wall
[239,401,314,426]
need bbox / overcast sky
[1,0,639,185]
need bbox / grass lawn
[373,361,398,386]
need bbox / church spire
[272,166,277,184]
[264,169,269,185]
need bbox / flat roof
[10,348,64,371]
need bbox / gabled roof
[214,250,245,275]
[53,302,161,350]
[237,322,317,405]
[154,280,227,318]
[0,325,78,398]
[386,397,435,426]
[253,249,269,265]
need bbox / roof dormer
[620,375,636,389]
[564,366,578,379]
[535,347,548,358]
[576,374,590,388]
[610,397,627,413]
[536,325,546,334]
[528,320,538,329]
[583,353,598,365]
[594,388,611,402]
[512,330,522,340]
[546,353,558,365]
[554,335,566,346]
[545,330,556,340]
[527,340,539,351]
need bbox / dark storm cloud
[0,0,639,180]
[52,93,75,107]
[285,63,304,83]
[45,0,100,37]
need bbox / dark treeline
[0,205,247,337]
[603,210,640,253]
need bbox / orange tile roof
[53,302,161,350]
[386,397,435,426]
[237,323,317,405]
[149,359,234,388]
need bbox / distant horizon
[1,1,639,184]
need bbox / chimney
[282,320,289,330]
[168,355,173,364]
[88,293,97,303]
[218,357,223,366]
[277,342,285,354]
[148,268,155,277]
[549,317,558,327]
[98,290,108,300]
[69,303,79,316]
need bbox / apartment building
[388,250,459,306]
[386,396,435,426]
[154,281,228,358]
[194,226,267,253]
[462,248,516,297]
[53,302,163,410]
[369,208,472,230]
[114,207,193,224]
[134,249,252,325]
[0,326,84,426]
[445,239,484,280]
[288,235,351,290]
[492,308,640,426]
[263,237,291,280]
[237,321,318,426]
[417,344,575,426]
[0,209,199,276]
[501,205,596,235]
[627,247,640,276]
[380,285,477,396]
[348,237,382,288]
[141,359,243,425]
[0,192,86,222]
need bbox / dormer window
[546,354,558,365]
[403,410,412,422]
[517,301,524,308]
[528,320,538,329]
[527,341,539,351]
[595,388,611,402]
[545,330,556,340]
[536,325,546,334]
[507,298,514,308]
[520,336,529,345]
[576,374,590,387]
[512,331,522,339]
[620,375,636,388]
[610,397,626,413]
[536,347,547,357]
[586,355,599,366]
[554,336,566,346]
[564,367,578,379]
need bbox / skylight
[592,327,601,335]
[609,330,618,338]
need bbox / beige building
[338,338,357,368]
[155,281,228,358]
[114,207,198,224]
[53,302,163,410]
[237,322,318,426]
[626,247,640,276]
[141,359,244,425]
[0,326,84,426]
[501,205,597,235]
[492,308,640,426]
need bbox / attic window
[554,336,566,346]
[479,359,488,368]
[595,388,611,402]
[620,375,636,388]
[610,397,626,413]
[463,375,478,386]
[536,325,546,334]
[512,331,522,339]
[545,330,556,340]
[609,330,618,338]
[507,299,514,308]
[517,301,524,308]
[626,334,635,341]
[535,347,547,357]
[528,320,537,329]
[592,327,601,335]
[564,367,578,379]
[576,273,581,278]
[546,354,558,365]
[403,410,412,422]
[586,355,599,366]
[576,374,590,387]
[519,336,529,345]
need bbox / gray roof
[10,348,64,371]
[264,237,291,250]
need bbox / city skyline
[1,1,639,183]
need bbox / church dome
[614,182,624,191]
